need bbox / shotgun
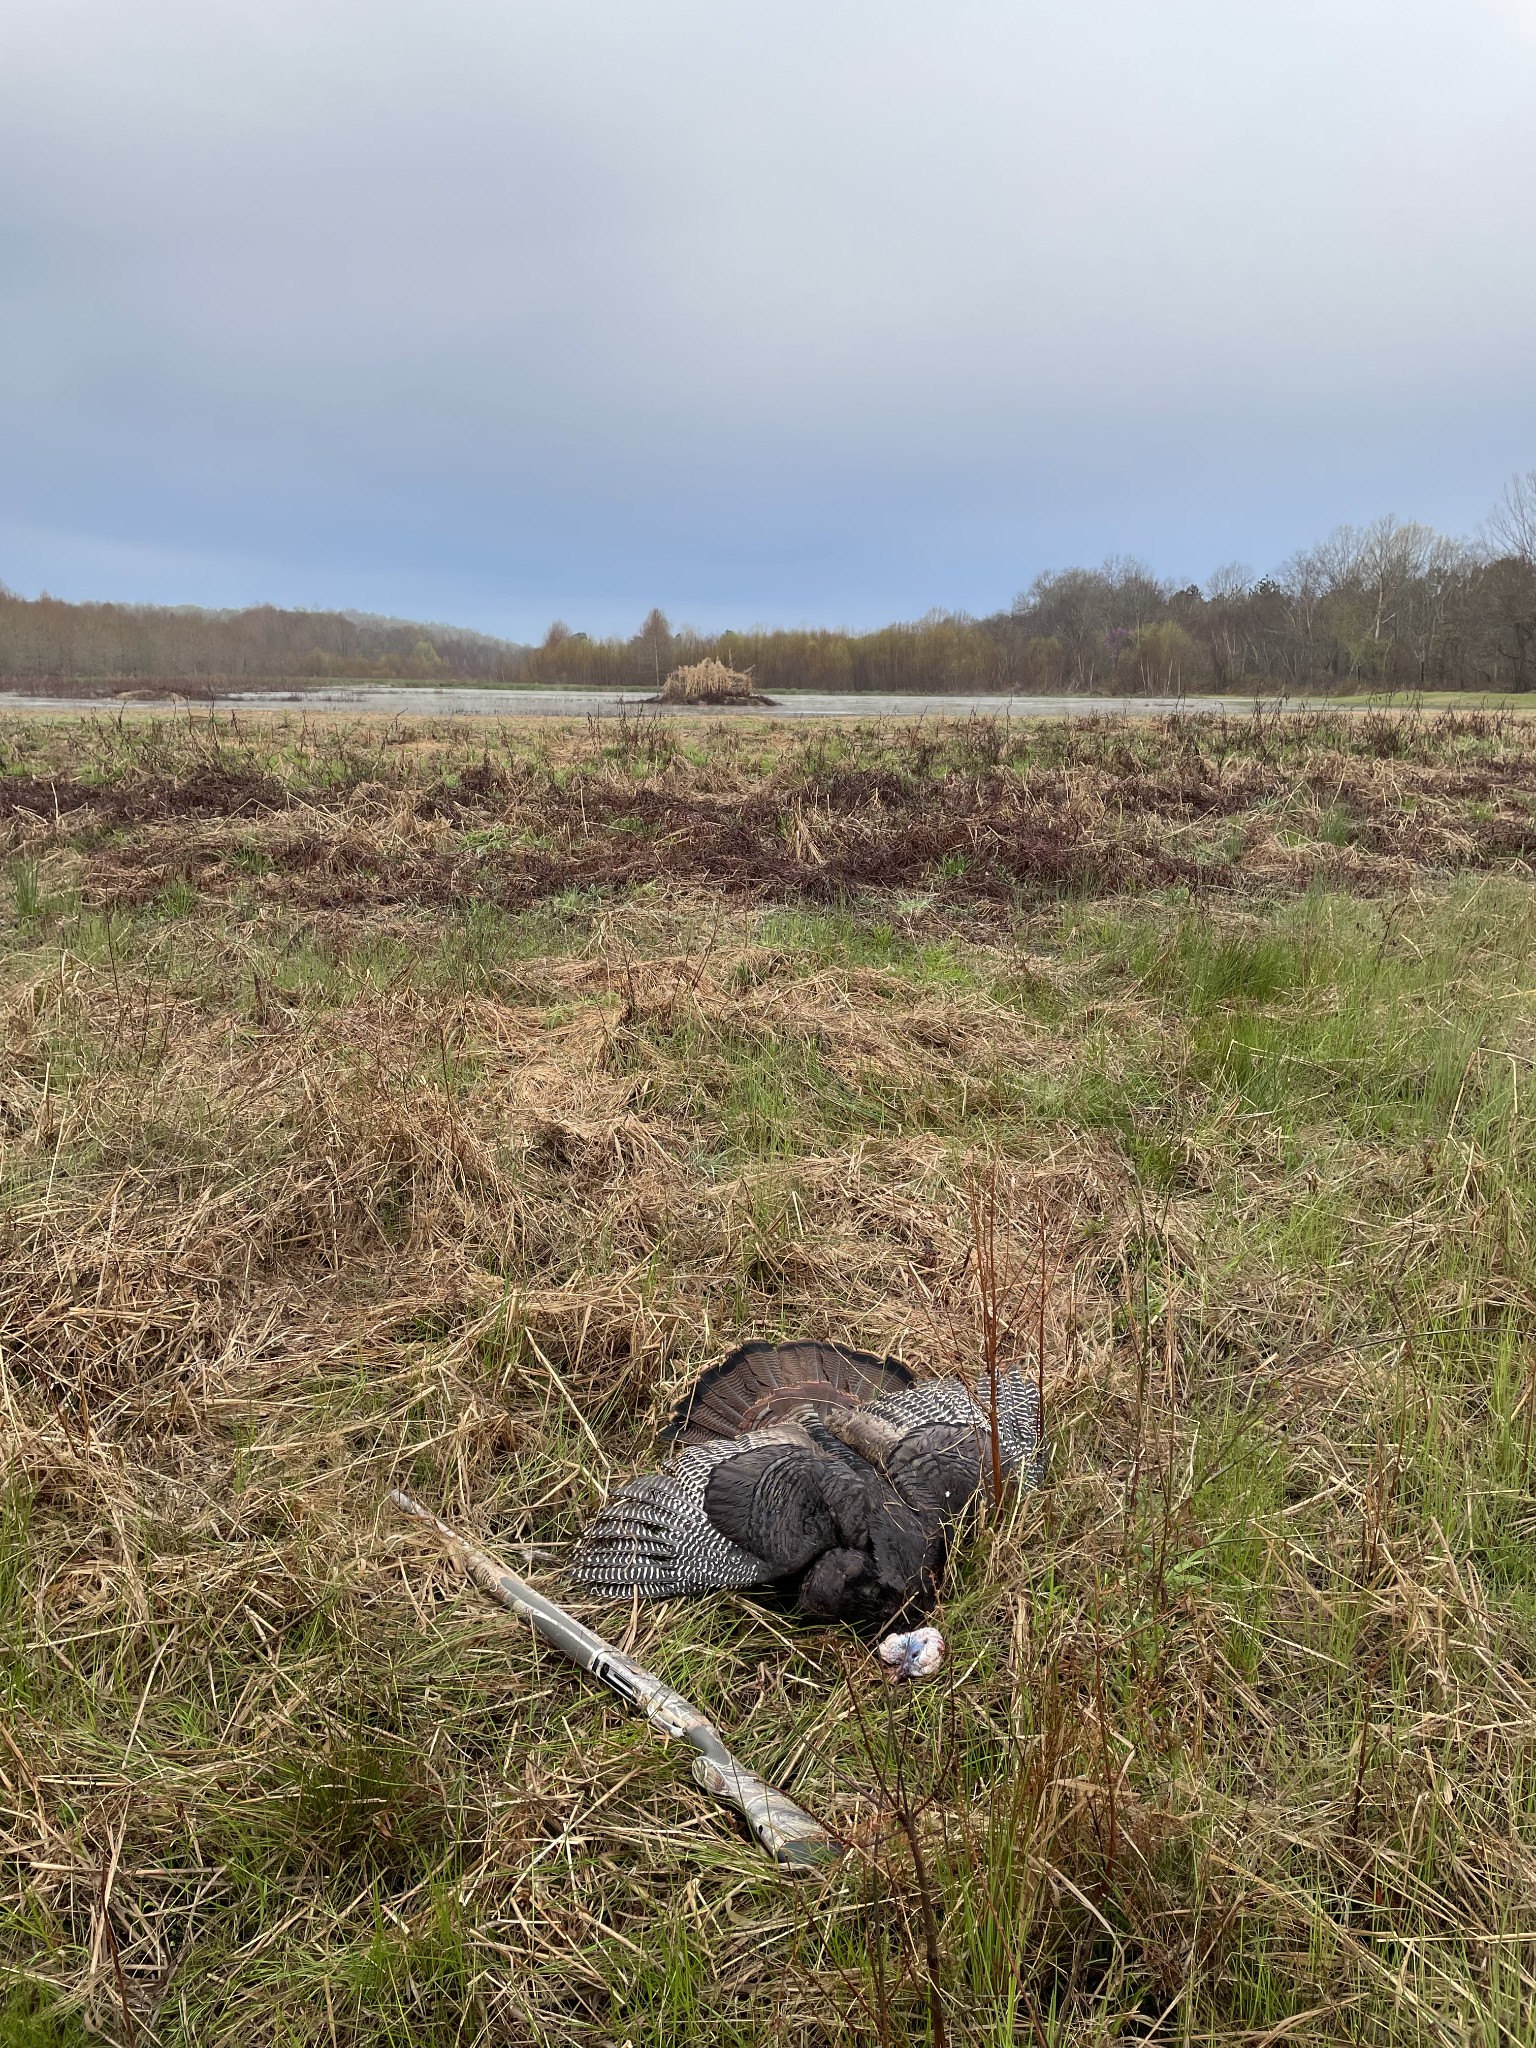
[388,1487,844,1872]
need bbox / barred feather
[577,1354,1047,1617]
[662,1339,914,1446]
[575,1426,807,1600]
[861,1369,1044,1486]
[979,1368,1045,1485]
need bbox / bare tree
[1481,473,1536,689]
[1486,471,1536,566]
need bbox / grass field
[1293,691,1536,713]
[2,703,1535,2047]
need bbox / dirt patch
[0,763,289,825]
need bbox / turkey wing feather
[702,1444,863,1576]
[576,1426,814,1600]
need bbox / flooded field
[0,682,1273,718]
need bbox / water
[0,683,1280,720]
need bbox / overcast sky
[2,0,1534,640]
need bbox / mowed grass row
[1,710,1535,2046]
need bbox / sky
[2,0,1535,642]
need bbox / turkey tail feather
[663,1339,915,1446]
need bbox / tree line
[0,596,515,685]
[4,472,1534,694]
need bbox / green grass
[756,908,967,983]
[3,709,1536,2045]
[1301,688,1536,710]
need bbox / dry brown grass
[1,704,1534,927]
[657,660,764,705]
[1,707,1534,2045]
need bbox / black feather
[576,1358,1045,1632]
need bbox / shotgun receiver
[389,1488,844,1872]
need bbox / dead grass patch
[1,710,1534,2044]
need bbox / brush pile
[656,657,769,705]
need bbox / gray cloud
[3,0,1534,634]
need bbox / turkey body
[575,1340,1044,1632]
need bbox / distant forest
[4,473,1534,695]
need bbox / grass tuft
[1,706,1534,2043]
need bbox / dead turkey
[575,1339,1044,1633]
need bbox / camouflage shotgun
[389,1487,844,1873]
